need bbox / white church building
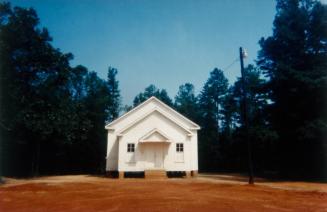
[105,96,200,178]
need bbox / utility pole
[239,47,254,184]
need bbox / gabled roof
[105,96,200,130]
[116,107,193,136]
[139,128,172,143]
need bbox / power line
[223,57,239,71]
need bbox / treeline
[1,0,326,180]
[0,3,120,176]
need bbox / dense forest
[1,0,326,180]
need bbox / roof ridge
[105,96,200,130]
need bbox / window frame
[127,143,135,153]
[176,143,184,152]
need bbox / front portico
[139,129,171,171]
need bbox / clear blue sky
[10,0,276,105]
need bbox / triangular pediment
[139,128,171,142]
[143,131,167,141]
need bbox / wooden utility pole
[239,47,254,184]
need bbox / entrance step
[144,170,167,179]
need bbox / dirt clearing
[0,174,326,212]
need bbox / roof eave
[190,126,201,130]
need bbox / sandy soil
[0,174,326,212]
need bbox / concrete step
[144,170,167,179]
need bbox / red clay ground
[0,174,326,212]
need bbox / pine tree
[199,68,228,135]
[197,68,228,171]
[133,84,173,107]
[174,83,199,122]
[257,0,327,178]
[107,67,121,122]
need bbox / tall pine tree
[107,67,121,122]
[198,68,228,171]
[258,0,327,179]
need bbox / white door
[145,143,163,170]
[146,145,155,169]
[154,144,163,168]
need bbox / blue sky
[9,0,276,105]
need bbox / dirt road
[0,175,326,211]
